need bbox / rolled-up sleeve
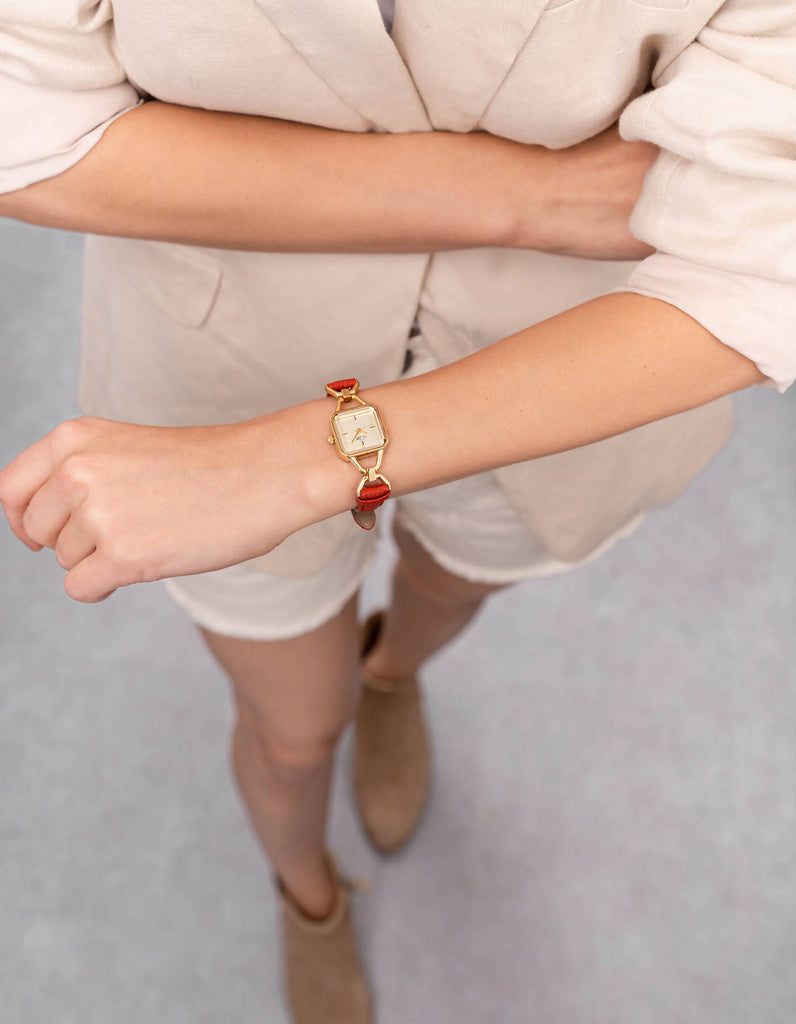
[609,0,796,394]
[0,0,144,195]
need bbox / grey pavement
[1,219,795,1024]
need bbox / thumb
[63,552,119,604]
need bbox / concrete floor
[1,219,795,1024]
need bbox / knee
[234,710,347,786]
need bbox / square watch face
[332,405,387,456]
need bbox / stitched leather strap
[356,480,391,512]
[327,378,358,393]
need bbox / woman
[0,2,794,1022]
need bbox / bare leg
[199,525,506,915]
[198,592,361,920]
[362,520,509,683]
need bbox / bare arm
[0,293,764,601]
[0,101,656,258]
[322,293,764,500]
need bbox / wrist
[269,382,404,535]
[264,399,358,525]
[415,130,559,251]
[240,372,440,545]
[495,137,561,251]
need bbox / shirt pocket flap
[109,238,223,328]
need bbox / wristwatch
[325,378,391,531]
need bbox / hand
[522,121,660,261]
[0,410,330,604]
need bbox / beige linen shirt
[1,0,794,573]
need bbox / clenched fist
[0,408,332,604]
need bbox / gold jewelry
[325,378,391,530]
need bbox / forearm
[0,293,764,602]
[293,293,764,521]
[0,99,555,253]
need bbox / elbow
[0,174,87,233]
[0,186,28,222]
[0,180,54,226]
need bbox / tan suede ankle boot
[274,849,372,1024]
[352,611,433,853]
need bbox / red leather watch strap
[356,481,391,513]
[327,378,358,393]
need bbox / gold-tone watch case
[326,385,389,473]
[325,379,392,528]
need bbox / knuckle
[54,453,89,492]
[49,416,104,460]
[51,417,87,450]
[78,498,107,533]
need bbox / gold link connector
[356,471,391,497]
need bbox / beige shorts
[161,333,645,641]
